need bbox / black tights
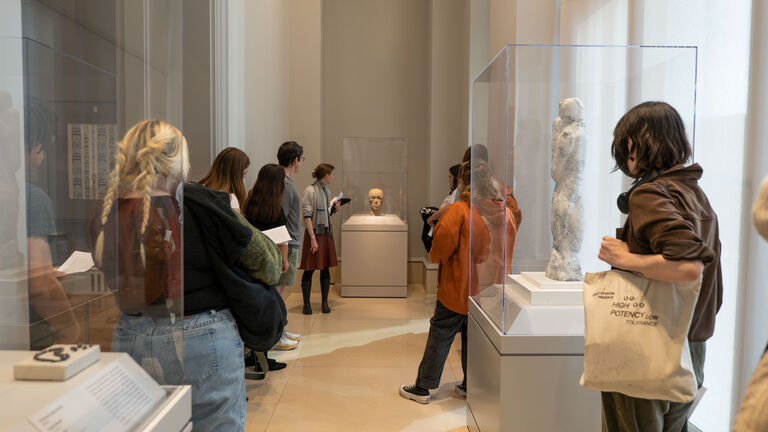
[302,267,330,283]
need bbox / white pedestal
[341,214,407,297]
[0,351,192,431]
[0,266,31,349]
[467,288,600,432]
[508,271,584,306]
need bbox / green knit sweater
[235,212,282,286]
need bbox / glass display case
[340,137,408,297]
[466,44,697,432]
[341,137,408,225]
[470,44,697,334]
[1,0,187,384]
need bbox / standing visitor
[598,102,722,431]
[399,161,493,404]
[276,141,305,345]
[93,120,284,429]
[200,147,250,213]
[300,163,341,315]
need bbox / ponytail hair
[312,163,335,181]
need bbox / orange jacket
[429,201,490,314]
[475,197,520,288]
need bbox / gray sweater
[301,181,333,234]
[281,174,301,248]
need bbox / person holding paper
[300,163,341,314]
[24,96,80,348]
[243,163,300,352]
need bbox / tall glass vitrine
[467,44,697,432]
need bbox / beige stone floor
[245,283,468,432]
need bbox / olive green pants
[601,342,706,432]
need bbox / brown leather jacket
[617,164,722,342]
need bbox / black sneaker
[267,358,287,371]
[399,384,430,404]
[455,382,466,399]
[244,352,287,371]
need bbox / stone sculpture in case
[545,97,586,281]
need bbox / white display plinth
[341,214,407,297]
[0,351,192,432]
[0,267,31,349]
[467,289,600,432]
[508,272,584,306]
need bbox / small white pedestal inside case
[14,344,101,381]
[2,351,192,432]
[508,272,583,306]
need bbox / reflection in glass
[90,120,186,385]
[25,97,80,348]
[470,45,697,334]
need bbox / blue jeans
[112,309,246,431]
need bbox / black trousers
[416,300,467,390]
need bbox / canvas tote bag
[579,269,701,402]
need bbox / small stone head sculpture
[368,188,383,216]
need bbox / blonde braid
[95,120,187,261]
[99,151,124,227]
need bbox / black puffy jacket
[183,182,285,351]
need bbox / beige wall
[236,0,471,258]
[233,0,321,191]
[428,0,471,207]
[241,0,291,186]
[182,0,213,182]
[323,0,431,257]
[289,0,323,192]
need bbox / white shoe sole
[283,331,301,341]
[399,385,430,404]
[455,385,466,399]
[272,344,297,351]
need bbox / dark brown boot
[302,279,312,315]
[320,278,331,313]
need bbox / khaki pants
[601,342,706,432]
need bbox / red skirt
[299,230,338,270]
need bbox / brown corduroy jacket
[617,163,723,342]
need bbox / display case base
[467,298,600,432]
[340,285,407,298]
[341,216,407,298]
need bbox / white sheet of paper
[57,251,95,274]
[328,192,343,213]
[262,226,292,244]
[26,355,165,432]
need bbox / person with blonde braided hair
[91,120,255,430]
